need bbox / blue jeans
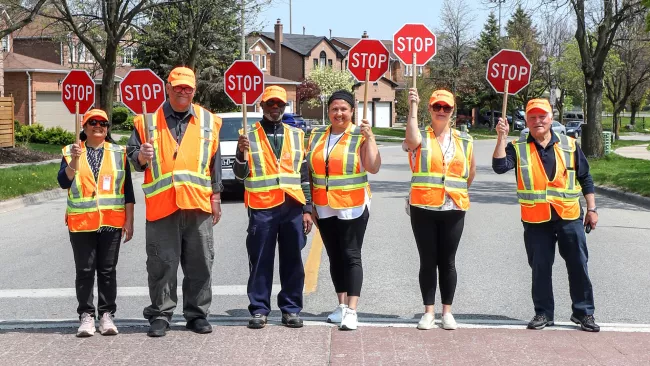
[523,217,595,320]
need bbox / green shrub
[121,115,135,131]
[112,106,129,126]
[116,136,129,145]
[14,123,74,145]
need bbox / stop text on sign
[64,85,93,101]
[226,74,263,91]
[350,53,388,69]
[122,84,163,101]
[395,36,435,54]
[489,63,530,81]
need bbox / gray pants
[143,209,214,323]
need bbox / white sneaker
[340,308,358,330]
[327,304,347,324]
[76,313,96,337]
[98,313,119,335]
[441,313,457,330]
[417,313,436,330]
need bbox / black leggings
[410,206,465,305]
[316,207,369,297]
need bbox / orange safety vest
[409,127,473,210]
[243,122,306,209]
[134,104,221,221]
[513,133,582,223]
[62,141,127,232]
[307,124,370,209]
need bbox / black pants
[410,206,465,305]
[523,218,595,320]
[69,229,122,318]
[316,207,369,297]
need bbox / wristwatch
[587,207,598,213]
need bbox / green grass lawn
[589,154,650,197]
[372,127,405,138]
[612,140,650,149]
[27,143,64,155]
[0,163,61,200]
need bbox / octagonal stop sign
[347,39,390,82]
[486,49,532,95]
[119,69,166,115]
[393,24,437,66]
[224,60,264,105]
[61,70,95,114]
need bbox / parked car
[512,110,526,131]
[217,112,262,193]
[565,121,583,138]
[520,121,566,139]
[479,110,511,126]
[563,112,584,122]
[282,113,312,133]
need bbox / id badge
[102,175,112,191]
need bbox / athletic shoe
[417,313,436,330]
[98,313,118,335]
[76,313,96,337]
[327,304,347,324]
[340,308,358,330]
[441,313,457,330]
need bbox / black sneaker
[186,318,212,334]
[281,313,303,328]
[527,314,554,330]
[571,314,600,332]
[247,314,267,329]
[147,319,170,337]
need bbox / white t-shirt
[403,133,462,211]
[315,132,371,220]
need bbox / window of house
[122,47,134,65]
[72,43,89,63]
[345,59,348,69]
[253,54,267,70]
[319,51,326,69]
[328,59,332,67]
[404,65,423,77]
[1,36,9,52]
[313,58,318,68]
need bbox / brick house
[1,15,134,131]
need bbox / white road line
[0,285,281,298]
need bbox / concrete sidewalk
[1,321,649,365]
[615,144,650,160]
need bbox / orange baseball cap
[429,89,455,107]
[261,85,287,103]
[167,66,196,89]
[82,109,109,127]
[526,99,552,114]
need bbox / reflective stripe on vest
[246,122,302,191]
[309,126,368,190]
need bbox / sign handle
[362,69,370,124]
[501,80,509,130]
[141,102,150,142]
[410,53,418,125]
[75,102,80,144]
[242,92,249,161]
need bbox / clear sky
[255,0,519,41]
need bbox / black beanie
[328,90,355,109]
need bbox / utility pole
[490,0,506,37]
[240,0,246,60]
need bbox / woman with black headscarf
[307,90,381,330]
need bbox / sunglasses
[172,85,194,94]
[431,104,453,113]
[87,119,110,127]
[263,100,287,108]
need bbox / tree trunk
[100,46,118,123]
[582,81,604,157]
[557,90,565,124]
[612,112,619,140]
[630,101,639,126]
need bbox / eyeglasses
[87,120,110,127]
[263,100,287,108]
[172,85,194,94]
[431,104,453,113]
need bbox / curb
[0,188,67,213]
[595,185,650,210]
[0,159,60,169]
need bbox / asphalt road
[1,139,649,325]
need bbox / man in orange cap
[126,66,223,337]
[233,85,313,329]
[492,98,600,332]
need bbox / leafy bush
[116,136,129,145]
[112,106,130,126]
[14,123,75,145]
[121,115,135,131]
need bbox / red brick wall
[13,39,62,65]
[5,72,28,124]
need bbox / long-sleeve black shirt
[125,101,223,193]
[233,118,312,214]
[492,133,594,220]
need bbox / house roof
[260,32,344,58]
[265,75,300,85]
[353,76,399,89]
[4,52,70,73]
[249,38,275,54]
[332,37,397,60]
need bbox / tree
[0,0,48,38]
[296,79,320,114]
[135,0,240,112]
[304,67,354,108]
[568,0,645,157]
[604,13,650,139]
[43,0,171,120]
[435,0,473,97]
[629,85,649,126]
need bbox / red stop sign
[486,49,532,95]
[393,24,437,66]
[61,70,95,114]
[119,69,166,114]
[224,60,264,105]
[347,39,390,82]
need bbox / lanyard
[434,132,453,174]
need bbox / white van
[217,112,262,192]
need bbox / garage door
[356,102,372,124]
[374,102,391,128]
[35,92,76,131]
